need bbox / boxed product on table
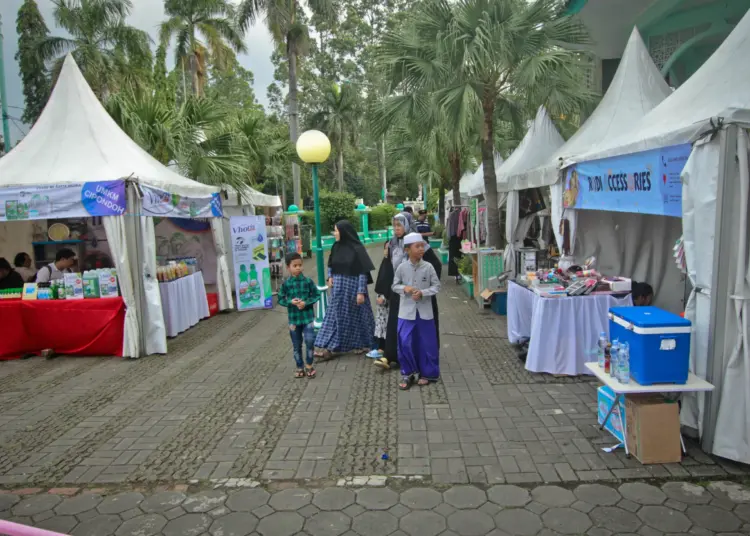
[625,394,681,464]
[64,273,84,300]
[601,276,631,292]
[597,386,626,444]
[609,306,691,385]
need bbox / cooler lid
[609,306,691,328]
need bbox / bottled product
[597,332,607,369]
[249,264,261,304]
[610,341,620,379]
[262,267,272,299]
[619,342,630,384]
[238,264,251,305]
[83,271,101,298]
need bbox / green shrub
[370,203,399,230]
[457,255,473,276]
[318,191,357,234]
[432,223,444,239]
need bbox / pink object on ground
[0,520,69,536]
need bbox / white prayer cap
[404,232,425,246]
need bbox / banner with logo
[141,185,223,219]
[0,181,126,222]
[563,143,692,217]
[230,216,273,311]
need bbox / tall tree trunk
[190,32,200,96]
[378,136,387,202]
[337,146,344,191]
[438,179,446,226]
[287,38,301,207]
[481,99,502,250]
[449,152,461,206]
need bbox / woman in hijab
[374,213,442,371]
[315,220,376,359]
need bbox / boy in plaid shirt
[278,253,321,378]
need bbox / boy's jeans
[290,323,315,368]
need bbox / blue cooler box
[608,306,691,385]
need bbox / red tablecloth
[0,298,125,360]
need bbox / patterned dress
[374,296,389,339]
[315,273,375,352]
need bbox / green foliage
[457,255,473,276]
[15,0,50,125]
[427,189,440,212]
[369,203,399,230]
[37,0,152,99]
[432,223,444,239]
[318,191,357,234]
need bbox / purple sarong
[397,312,440,381]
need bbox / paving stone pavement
[1,480,750,535]
[0,247,748,490]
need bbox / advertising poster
[141,185,223,219]
[0,181,126,222]
[563,143,691,217]
[230,216,273,311]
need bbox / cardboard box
[625,395,681,464]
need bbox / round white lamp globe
[296,130,331,164]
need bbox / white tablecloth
[159,272,210,337]
[507,281,632,376]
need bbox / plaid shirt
[278,275,321,325]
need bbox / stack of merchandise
[516,258,632,298]
[20,269,119,301]
[157,258,197,282]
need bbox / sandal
[417,378,429,386]
[399,376,413,390]
[305,366,316,378]
[374,357,390,370]
[315,349,335,361]
[294,369,305,378]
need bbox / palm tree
[309,83,360,191]
[377,0,594,249]
[237,0,333,206]
[160,0,247,97]
[38,0,152,99]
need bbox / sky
[0,0,277,144]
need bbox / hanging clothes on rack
[448,207,468,279]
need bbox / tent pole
[0,15,12,153]
[702,125,737,452]
[126,183,148,357]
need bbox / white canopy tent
[445,169,476,221]
[0,55,234,357]
[566,13,750,464]
[222,186,282,211]
[495,107,564,274]
[466,152,505,198]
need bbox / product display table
[508,281,632,376]
[585,362,714,455]
[159,271,210,337]
[0,298,125,360]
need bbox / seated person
[632,281,653,306]
[14,252,37,282]
[0,258,25,290]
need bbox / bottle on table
[610,340,620,378]
[619,342,630,384]
[597,332,608,369]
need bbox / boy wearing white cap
[392,232,441,389]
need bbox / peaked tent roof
[571,12,750,165]
[505,28,671,189]
[491,106,564,194]
[223,186,281,207]
[0,55,217,197]
[466,153,504,197]
[446,169,476,201]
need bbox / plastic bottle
[238,265,251,305]
[249,264,260,303]
[619,342,630,384]
[610,340,620,378]
[262,266,272,300]
[597,332,607,369]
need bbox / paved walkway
[1,247,750,534]
[2,480,750,535]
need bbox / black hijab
[329,220,375,282]
[375,240,441,298]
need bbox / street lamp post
[296,130,331,329]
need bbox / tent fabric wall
[139,213,167,355]
[711,128,750,463]
[503,191,519,275]
[211,218,234,311]
[102,216,139,358]
[574,210,684,313]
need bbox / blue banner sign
[0,181,126,222]
[563,143,692,217]
[141,185,223,219]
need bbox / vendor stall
[560,13,750,465]
[0,55,233,359]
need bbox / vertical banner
[230,216,273,311]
